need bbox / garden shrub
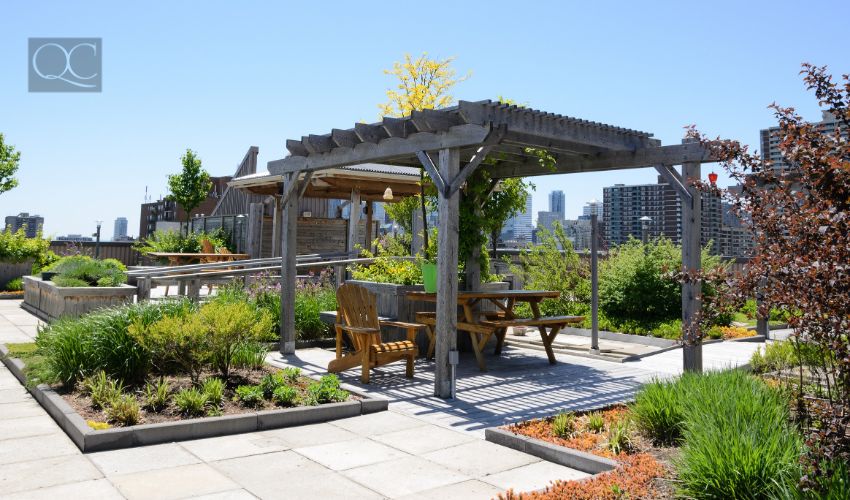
[259,372,286,399]
[510,222,590,317]
[134,228,231,255]
[201,377,224,407]
[306,374,348,405]
[199,300,273,379]
[83,371,123,410]
[173,388,208,416]
[45,255,127,287]
[552,412,576,438]
[675,370,802,498]
[272,385,297,407]
[0,227,49,264]
[606,418,634,455]
[632,377,687,445]
[143,378,170,412]
[5,277,23,291]
[281,367,301,383]
[36,299,195,385]
[585,412,604,433]
[231,342,268,370]
[128,313,208,383]
[107,394,140,426]
[234,385,264,408]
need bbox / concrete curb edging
[485,427,618,474]
[0,344,388,453]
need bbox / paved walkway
[0,299,762,499]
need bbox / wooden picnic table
[147,252,250,266]
[406,290,583,371]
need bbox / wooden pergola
[268,100,717,398]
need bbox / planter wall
[345,280,509,351]
[0,259,33,290]
[22,276,136,322]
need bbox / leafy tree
[0,133,21,196]
[167,149,213,225]
[381,54,469,256]
[691,63,850,493]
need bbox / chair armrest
[337,324,380,335]
[380,320,427,330]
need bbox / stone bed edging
[485,426,618,474]
[0,343,388,452]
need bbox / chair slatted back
[336,284,381,351]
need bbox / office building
[113,217,129,241]
[4,213,44,237]
[536,211,563,235]
[501,195,533,243]
[548,190,565,218]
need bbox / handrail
[128,252,354,278]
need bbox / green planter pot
[421,262,437,293]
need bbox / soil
[504,404,679,499]
[58,366,358,427]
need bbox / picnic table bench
[406,290,584,371]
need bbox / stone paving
[0,298,763,499]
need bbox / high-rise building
[501,194,533,243]
[4,213,44,237]
[113,217,129,241]
[603,177,732,254]
[536,211,563,235]
[760,111,844,172]
[548,190,565,218]
[581,199,603,218]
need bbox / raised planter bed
[0,343,388,452]
[22,275,136,322]
[0,259,32,290]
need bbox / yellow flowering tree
[381,54,469,256]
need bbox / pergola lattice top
[268,100,711,183]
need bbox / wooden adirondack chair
[329,283,423,383]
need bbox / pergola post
[435,147,460,398]
[271,195,283,257]
[347,189,361,256]
[590,212,599,353]
[246,202,264,259]
[279,173,299,355]
[681,159,703,372]
[364,200,374,253]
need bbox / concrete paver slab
[0,432,79,465]
[330,410,430,436]
[398,479,504,500]
[88,442,201,476]
[0,454,103,494]
[257,422,358,448]
[342,455,470,498]
[422,440,539,478]
[0,400,47,419]
[0,415,61,440]
[3,478,124,500]
[294,437,410,471]
[481,460,590,492]
[0,387,31,404]
[371,424,476,455]
[188,489,260,500]
[110,463,239,500]
[181,432,291,462]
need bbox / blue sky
[1,1,848,237]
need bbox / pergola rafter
[268,99,719,398]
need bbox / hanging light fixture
[383,186,394,200]
[708,172,718,185]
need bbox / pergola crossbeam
[654,164,692,204]
[416,151,447,195]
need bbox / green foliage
[749,339,831,374]
[510,222,589,317]
[201,377,224,407]
[675,371,802,499]
[272,385,298,407]
[134,228,231,255]
[231,342,268,370]
[143,378,170,412]
[129,313,208,383]
[106,394,140,426]
[83,371,123,410]
[306,374,348,405]
[349,235,425,284]
[5,277,23,291]
[606,418,634,455]
[168,149,213,223]
[281,367,301,383]
[0,132,21,196]
[173,388,208,416]
[552,412,576,438]
[36,299,195,385]
[632,377,687,445]
[0,227,49,264]
[294,281,337,340]
[259,372,287,399]
[234,385,264,408]
[45,255,127,287]
[200,300,273,379]
[585,412,605,433]
[599,238,721,328]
